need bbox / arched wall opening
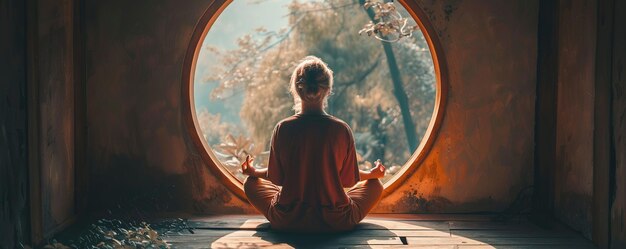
[182,0,448,201]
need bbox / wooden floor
[163,214,596,248]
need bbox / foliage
[197,0,435,183]
[214,134,270,180]
[195,108,240,146]
[359,0,420,42]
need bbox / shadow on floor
[264,223,397,248]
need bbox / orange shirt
[266,113,361,232]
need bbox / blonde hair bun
[289,56,334,112]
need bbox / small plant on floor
[40,218,195,249]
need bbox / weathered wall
[1,0,78,245]
[611,0,626,246]
[84,0,252,213]
[0,0,30,247]
[85,0,537,214]
[552,0,596,239]
[37,0,77,236]
[375,0,538,213]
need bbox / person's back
[241,56,386,232]
[264,113,359,231]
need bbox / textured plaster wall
[85,0,253,213]
[374,0,538,213]
[85,0,537,214]
[552,0,596,239]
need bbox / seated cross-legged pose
[241,56,386,233]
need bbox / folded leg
[243,177,280,216]
[346,179,384,222]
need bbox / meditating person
[240,56,386,233]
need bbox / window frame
[181,0,448,201]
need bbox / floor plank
[367,214,497,221]
[451,229,579,238]
[457,246,595,249]
[406,237,594,246]
[166,242,453,249]
[166,235,404,245]
[448,221,536,230]
[169,214,596,249]
[189,218,450,231]
[171,229,449,237]
[188,218,270,230]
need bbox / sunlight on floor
[160,215,596,248]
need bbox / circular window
[183,0,447,200]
